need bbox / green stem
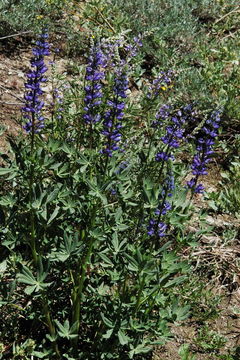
[134,132,155,237]
[133,274,146,316]
[71,206,97,350]
[42,294,60,358]
[29,104,38,263]
[29,144,38,266]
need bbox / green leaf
[40,205,48,221]
[47,206,60,224]
[89,189,107,205]
[46,334,57,342]
[55,319,78,339]
[97,283,110,296]
[129,343,152,358]
[173,305,190,322]
[18,267,37,285]
[178,344,196,360]
[32,198,42,210]
[56,164,69,177]
[32,350,52,358]
[50,162,62,170]
[0,125,6,136]
[125,254,139,272]
[25,285,37,295]
[77,154,89,165]
[55,319,69,335]
[17,266,52,294]
[118,329,129,345]
[208,200,218,211]
[47,139,61,153]
[61,143,74,156]
[0,195,16,206]
[99,253,114,267]
[102,328,113,339]
[100,313,114,328]
[46,188,59,203]
[0,167,14,175]
[85,178,98,192]
[111,232,119,252]
[0,260,7,273]
[163,275,187,288]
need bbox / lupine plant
[0,33,221,359]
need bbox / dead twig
[0,30,33,41]
[214,6,240,25]
[207,6,240,36]
[0,101,22,105]
[91,5,116,34]
[0,85,24,102]
[221,28,240,41]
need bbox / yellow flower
[161,86,166,91]
[36,15,44,20]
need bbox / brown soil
[0,39,29,150]
[153,289,240,359]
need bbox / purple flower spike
[22,32,50,133]
[83,44,105,125]
[154,107,186,167]
[101,68,128,157]
[187,110,221,194]
[147,171,174,239]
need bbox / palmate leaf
[49,232,83,263]
[55,319,78,339]
[111,232,127,254]
[129,342,152,359]
[86,178,108,204]
[17,266,52,295]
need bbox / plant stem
[71,205,97,350]
[133,274,146,316]
[42,294,60,358]
[29,111,38,265]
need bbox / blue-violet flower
[101,66,128,157]
[83,43,105,125]
[187,110,221,194]
[22,32,50,133]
